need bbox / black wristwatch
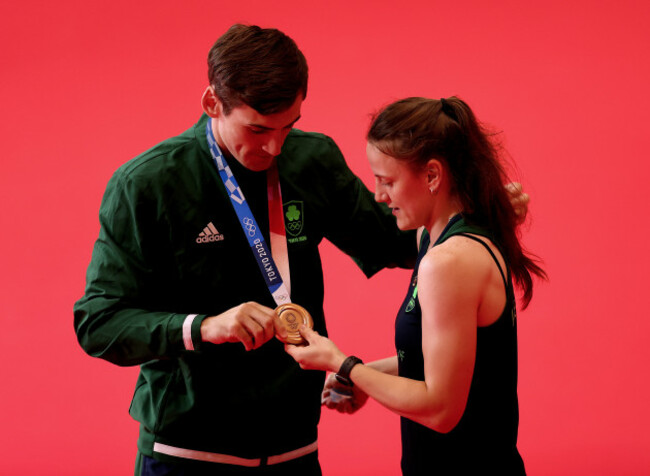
[335,356,363,387]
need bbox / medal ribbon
[267,163,291,297]
[206,120,291,306]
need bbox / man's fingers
[513,193,530,224]
[514,193,529,211]
[321,388,331,404]
[272,316,288,341]
[505,181,523,195]
[504,182,529,223]
[201,302,279,350]
[231,325,255,351]
[236,302,278,349]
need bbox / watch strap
[335,356,363,387]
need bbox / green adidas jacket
[74,114,415,460]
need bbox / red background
[2,1,649,474]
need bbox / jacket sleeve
[73,170,205,366]
[317,137,417,277]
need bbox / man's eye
[249,128,266,135]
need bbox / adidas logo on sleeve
[196,222,225,243]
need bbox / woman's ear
[426,159,443,194]
[201,86,222,118]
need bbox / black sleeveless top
[395,215,526,475]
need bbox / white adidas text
[196,222,225,244]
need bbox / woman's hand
[284,325,347,373]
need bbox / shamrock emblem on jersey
[286,205,300,221]
[284,200,304,237]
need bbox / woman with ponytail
[286,97,546,475]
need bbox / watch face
[275,303,313,345]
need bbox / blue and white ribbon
[206,120,290,305]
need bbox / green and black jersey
[74,114,415,460]
[395,216,525,474]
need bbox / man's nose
[263,133,283,156]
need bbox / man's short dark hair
[208,24,308,115]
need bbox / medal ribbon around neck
[206,119,291,306]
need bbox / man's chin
[242,156,275,172]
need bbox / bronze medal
[275,303,313,345]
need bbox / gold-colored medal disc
[275,303,313,345]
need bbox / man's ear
[201,86,222,118]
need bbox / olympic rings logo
[243,217,256,236]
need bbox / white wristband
[183,314,198,350]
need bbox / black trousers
[136,451,322,476]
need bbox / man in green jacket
[74,24,416,475]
